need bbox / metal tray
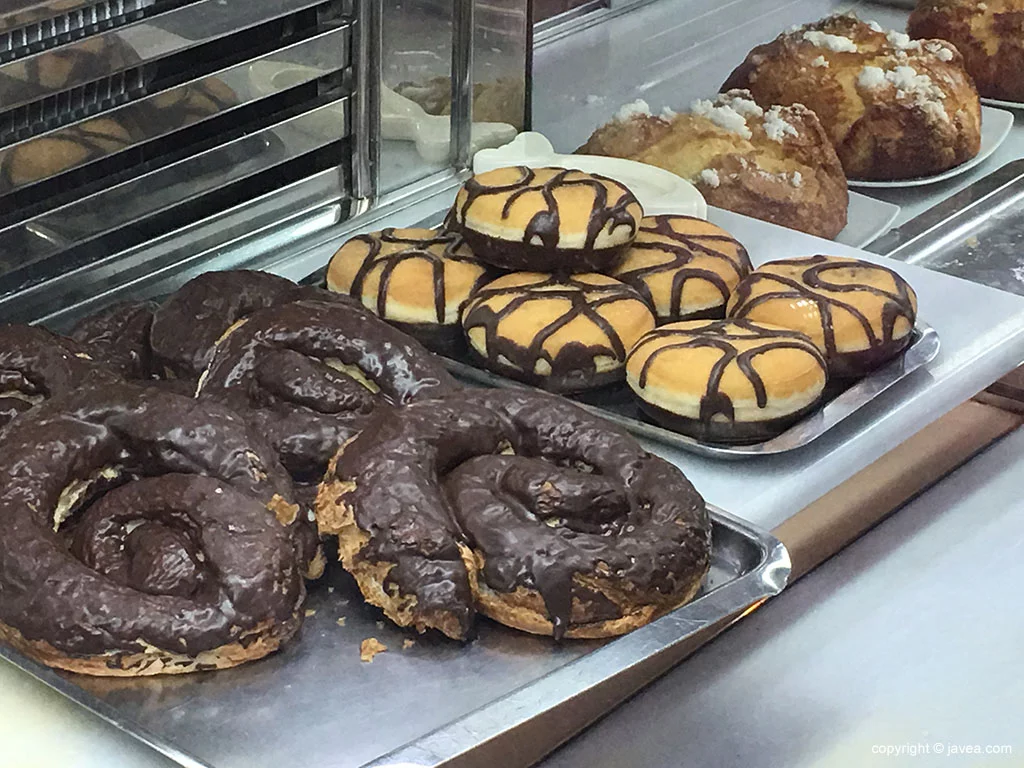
[0,507,788,768]
[443,323,940,460]
[870,160,1024,298]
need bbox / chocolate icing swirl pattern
[462,272,655,392]
[0,384,306,676]
[317,389,711,641]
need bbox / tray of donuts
[323,165,939,459]
[0,268,789,767]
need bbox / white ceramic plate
[836,192,902,249]
[848,106,1014,189]
[981,97,1024,111]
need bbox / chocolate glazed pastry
[626,319,828,443]
[317,389,711,641]
[196,299,459,483]
[0,383,307,676]
[611,215,753,323]
[449,166,643,273]
[151,270,357,383]
[327,227,493,355]
[727,255,918,379]
[0,324,117,431]
[69,300,158,380]
[462,272,655,393]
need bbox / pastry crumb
[403,639,416,650]
[336,617,346,627]
[376,620,385,630]
[267,494,299,526]
[304,609,317,617]
[966,236,980,248]
[360,638,387,662]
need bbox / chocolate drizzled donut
[627,319,828,443]
[317,389,711,641]
[0,383,306,676]
[727,255,918,378]
[69,300,158,380]
[462,272,655,392]
[450,166,643,273]
[151,270,356,383]
[197,299,459,481]
[0,324,116,431]
[327,227,493,355]
[611,215,753,323]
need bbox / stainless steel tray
[870,160,1024,297]
[0,506,789,768]
[443,323,940,460]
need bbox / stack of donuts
[0,264,713,675]
[328,167,920,445]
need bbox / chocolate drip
[728,256,917,367]
[632,320,827,429]
[0,384,305,661]
[463,274,653,392]
[615,216,752,320]
[330,389,711,641]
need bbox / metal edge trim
[449,1,473,170]
[533,0,664,47]
[351,0,380,201]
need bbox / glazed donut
[317,389,711,641]
[196,299,459,482]
[448,166,643,273]
[0,383,307,676]
[326,227,493,355]
[151,270,356,382]
[69,300,158,380]
[727,255,918,378]
[462,272,656,392]
[0,324,115,431]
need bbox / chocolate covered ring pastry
[462,272,656,392]
[449,166,643,273]
[327,227,492,355]
[727,255,918,378]
[197,299,459,482]
[0,324,116,431]
[317,389,711,641]
[0,384,307,676]
[626,319,828,443]
[69,300,158,380]
[611,215,753,323]
[151,270,356,383]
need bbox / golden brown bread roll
[577,92,849,240]
[909,0,1024,102]
[0,117,136,188]
[626,319,828,443]
[726,255,918,378]
[611,215,752,323]
[723,13,982,180]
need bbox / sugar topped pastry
[723,13,981,180]
[578,92,849,240]
[461,272,655,392]
[449,167,643,273]
[626,319,828,443]
[910,0,1024,103]
[727,255,918,378]
[611,215,752,323]
[327,228,492,354]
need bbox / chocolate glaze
[331,389,711,641]
[614,216,753,322]
[69,300,158,380]
[462,274,653,393]
[198,299,459,479]
[0,324,118,431]
[728,256,917,378]
[151,270,359,382]
[452,167,641,273]
[0,383,305,659]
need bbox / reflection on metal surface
[443,323,941,460]
[0,506,788,768]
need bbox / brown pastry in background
[723,13,981,180]
[909,0,1024,103]
[578,92,849,240]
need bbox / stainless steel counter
[539,425,1024,768]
